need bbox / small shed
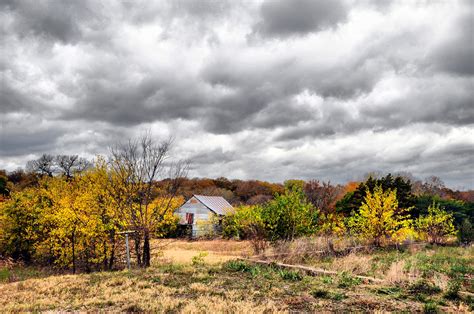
[176,195,234,237]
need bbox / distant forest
[1,154,473,223]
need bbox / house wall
[176,196,214,237]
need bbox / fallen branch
[237,257,385,284]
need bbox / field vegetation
[1,239,473,312]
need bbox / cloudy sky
[1,0,473,189]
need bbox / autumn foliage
[1,150,473,271]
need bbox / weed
[249,266,261,277]
[320,275,333,284]
[191,252,208,266]
[226,260,252,272]
[443,278,461,300]
[277,269,303,281]
[337,271,362,288]
[225,260,264,278]
[423,301,439,313]
[0,267,10,282]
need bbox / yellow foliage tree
[147,196,183,238]
[0,153,185,271]
[348,185,414,246]
[34,162,123,272]
[416,202,456,244]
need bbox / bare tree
[56,155,91,179]
[108,134,189,267]
[26,154,55,177]
[304,180,344,214]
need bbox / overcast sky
[1,0,473,189]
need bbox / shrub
[221,205,269,253]
[261,184,318,242]
[348,185,414,246]
[416,202,456,244]
[222,184,318,252]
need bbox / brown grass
[0,265,283,312]
[1,239,472,312]
[150,239,253,264]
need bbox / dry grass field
[1,239,473,313]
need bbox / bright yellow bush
[348,185,414,246]
[416,202,456,244]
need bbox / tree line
[1,136,473,271]
[222,175,473,253]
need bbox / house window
[185,213,194,224]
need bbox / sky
[0,0,473,189]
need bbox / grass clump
[423,301,440,313]
[337,271,362,288]
[191,252,208,266]
[226,260,252,272]
[277,269,303,281]
[320,275,333,284]
[225,260,263,277]
[0,268,10,282]
[443,278,461,300]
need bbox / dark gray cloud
[430,10,474,76]
[0,82,36,114]
[1,0,473,189]
[0,125,62,157]
[253,0,348,38]
[1,0,101,44]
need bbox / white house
[176,195,234,237]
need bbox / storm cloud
[252,0,348,38]
[0,0,473,189]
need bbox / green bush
[222,184,318,244]
[261,184,318,241]
[416,202,456,244]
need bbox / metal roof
[193,195,234,216]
